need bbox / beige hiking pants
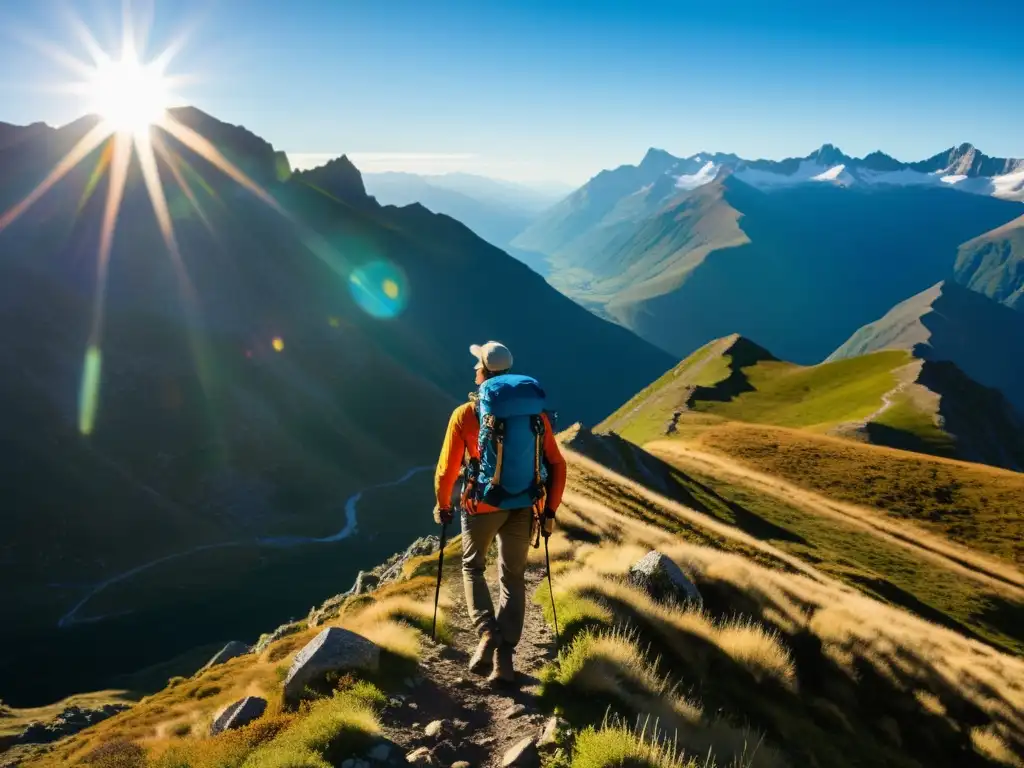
[461,507,533,647]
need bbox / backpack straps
[483,413,507,487]
[530,413,546,503]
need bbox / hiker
[433,341,566,683]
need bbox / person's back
[433,341,566,684]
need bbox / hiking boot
[468,631,500,675]
[488,643,516,685]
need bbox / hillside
[955,215,1024,310]
[0,108,673,707]
[599,334,1024,470]
[828,280,1024,411]
[520,145,1024,363]
[7,442,1023,768]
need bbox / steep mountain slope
[0,108,673,705]
[570,175,1021,361]
[828,281,1024,410]
[954,214,1024,310]
[600,334,1024,471]
[546,175,750,321]
[511,148,739,260]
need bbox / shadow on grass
[595,437,808,546]
[690,575,1020,768]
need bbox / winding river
[57,465,432,628]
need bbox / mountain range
[0,108,671,705]
[513,144,1024,375]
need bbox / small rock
[475,736,496,747]
[406,746,434,765]
[283,627,380,704]
[412,722,421,729]
[210,696,267,735]
[537,716,567,748]
[352,570,381,595]
[424,720,447,738]
[203,641,251,670]
[388,698,404,708]
[408,702,419,710]
[451,762,471,768]
[502,737,539,768]
[452,677,469,687]
[627,551,703,607]
[254,621,303,654]
[503,704,528,719]
[368,743,392,762]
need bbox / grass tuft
[571,723,699,768]
[239,688,381,768]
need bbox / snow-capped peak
[675,161,718,190]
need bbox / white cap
[470,341,513,373]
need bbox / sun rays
[0,5,285,436]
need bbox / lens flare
[348,261,409,319]
[78,346,103,435]
[0,7,312,438]
[272,337,285,352]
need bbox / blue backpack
[471,374,548,510]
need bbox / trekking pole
[544,534,560,645]
[431,520,449,642]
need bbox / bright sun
[88,52,170,135]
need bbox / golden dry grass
[19,584,445,767]
[537,453,1024,768]
[545,629,786,768]
[550,569,797,690]
[690,421,1024,566]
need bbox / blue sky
[0,0,1021,186]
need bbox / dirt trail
[379,567,557,768]
[645,441,1024,597]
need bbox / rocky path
[378,567,559,768]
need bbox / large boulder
[210,696,267,735]
[284,627,380,704]
[627,551,702,607]
[202,641,251,670]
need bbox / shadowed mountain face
[0,108,673,705]
[829,281,1024,412]
[954,215,1024,310]
[518,144,1024,365]
[579,177,1022,363]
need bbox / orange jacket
[434,401,566,514]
